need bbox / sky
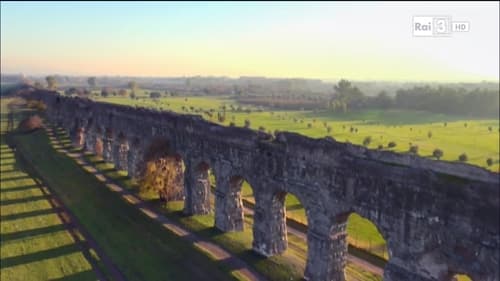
[1,1,499,82]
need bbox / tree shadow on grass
[0,174,33,182]
[0,224,70,243]
[1,207,60,222]
[286,203,303,211]
[0,194,52,207]
[49,270,98,281]
[1,243,81,268]
[0,184,38,194]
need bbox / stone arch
[127,137,141,178]
[214,174,255,232]
[113,132,129,171]
[101,127,114,161]
[140,137,185,202]
[252,189,298,257]
[94,127,104,157]
[346,211,389,261]
[69,117,84,147]
[184,160,216,215]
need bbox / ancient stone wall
[33,91,499,281]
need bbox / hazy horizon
[1,1,499,82]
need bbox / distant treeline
[238,80,500,118]
[237,96,325,110]
[390,86,499,117]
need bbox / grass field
[100,95,498,261]
[2,98,242,281]
[0,99,98,281]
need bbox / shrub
[458,153,468,162]
[307,123,312,129]
[377,144,383,150]
[486,158,493,166]
[18,115,43,131]
[427,131,432,139]
[258,126,266,132]
[229,122,235,127]
[150,92,161,99]
[444,122,447,127]
[488,126,492,132]
[388,141,397,148]
[326,126,332,133]
[433,148,443,160]
[464,123,467,127]
[244,119,251,128]
[119,89,128,97]
[27,100,47,112]
[362,136,372,147]
[409,145,419,154]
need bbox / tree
[244,119,251,128]
[18,115,43,132]
[331,79,365,112]
[46,76,57,90]
[101,87,112,97]
[409,145,419,155]
[64,87,77,95]
[428,131,433,139]
[433,148,444,160]
[458,153,468,162]
[128,81,138,92]
[118,89,128,97]
[362,136,372,147]
[81,89,91,97]
[87,77,97,88]
[377,144,384,150]
[374,91,393,109]
[150,92,161,99]
[34,81,43,89]
[486,158,493,166]
[130,92,136,99]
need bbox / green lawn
[0,98,98,281]
[4,102,241,281]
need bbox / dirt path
[46,127,267,281]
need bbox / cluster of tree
[328,80,499,117]
[64,87,92,97]
[237,79,498,118]
[392,86,499,117]
[236,96,326,110]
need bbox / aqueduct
[30,90,499,281]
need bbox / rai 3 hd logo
[412,16,470,37]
